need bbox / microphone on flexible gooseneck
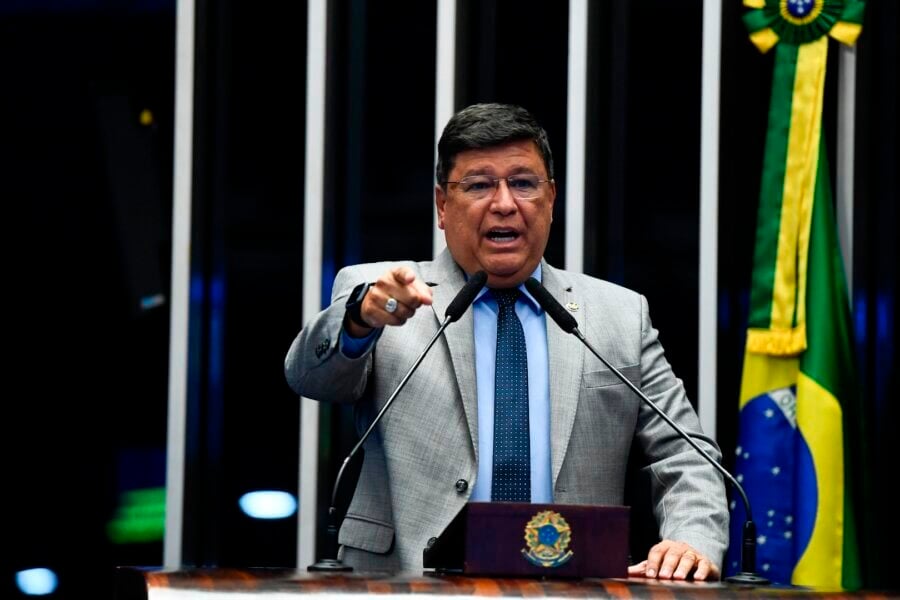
[309,271,488,572]
[523,277,769,585]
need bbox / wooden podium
[422,502,629,578]
[114,567,899,599]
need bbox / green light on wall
[107,487,165,544]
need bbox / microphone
[309,270,488,572]
[523,277,769,585]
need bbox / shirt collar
[473,263,543,313]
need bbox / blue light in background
[854,294,867,346]
[15,568,58,596]
[140,293,166,311]
[239,490,298,519]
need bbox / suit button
[455,479,469,493]
[427,537,438,548]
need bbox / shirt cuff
[340,327,380,358]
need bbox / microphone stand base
[307,559,353,572]
[725,572,770,585]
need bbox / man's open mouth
[486,229,520,242]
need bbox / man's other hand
[627,540,720,581]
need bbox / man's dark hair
[436,103,554,189]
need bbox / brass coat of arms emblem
[522,510,573,568]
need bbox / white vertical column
[298,0,328,570]
[164,0,196,569]
[837,45,856,295]
[698,0,722,439]
[565,0,588,272]
[433,0,456,258]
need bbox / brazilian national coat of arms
[522,510,573,568]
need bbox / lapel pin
[566,302,579,312]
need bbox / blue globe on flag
[726,386,817,584]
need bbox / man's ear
[435,185,447,230]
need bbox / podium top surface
[114,567,898,600]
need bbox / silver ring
[384,297,398,313]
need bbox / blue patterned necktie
[491,288,531,502]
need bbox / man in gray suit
[285,103,728,580]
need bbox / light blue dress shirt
[469,265,551,503]
[340,265,552,503]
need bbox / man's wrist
[345,281,373,330]
[343,314,374,338]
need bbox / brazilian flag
[726,0,867,589]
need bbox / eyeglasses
[444,174,551,202]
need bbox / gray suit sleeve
[634,295,730,568]
[284,265,381,403]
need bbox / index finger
[410,277,433,305]
[390,267,432,305]
[391,266,417,285]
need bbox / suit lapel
[541,262,585,490]
[421,254,584,483]
[422,250,479,456]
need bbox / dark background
[1,0,896,597]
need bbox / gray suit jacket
[285,249,729,573]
